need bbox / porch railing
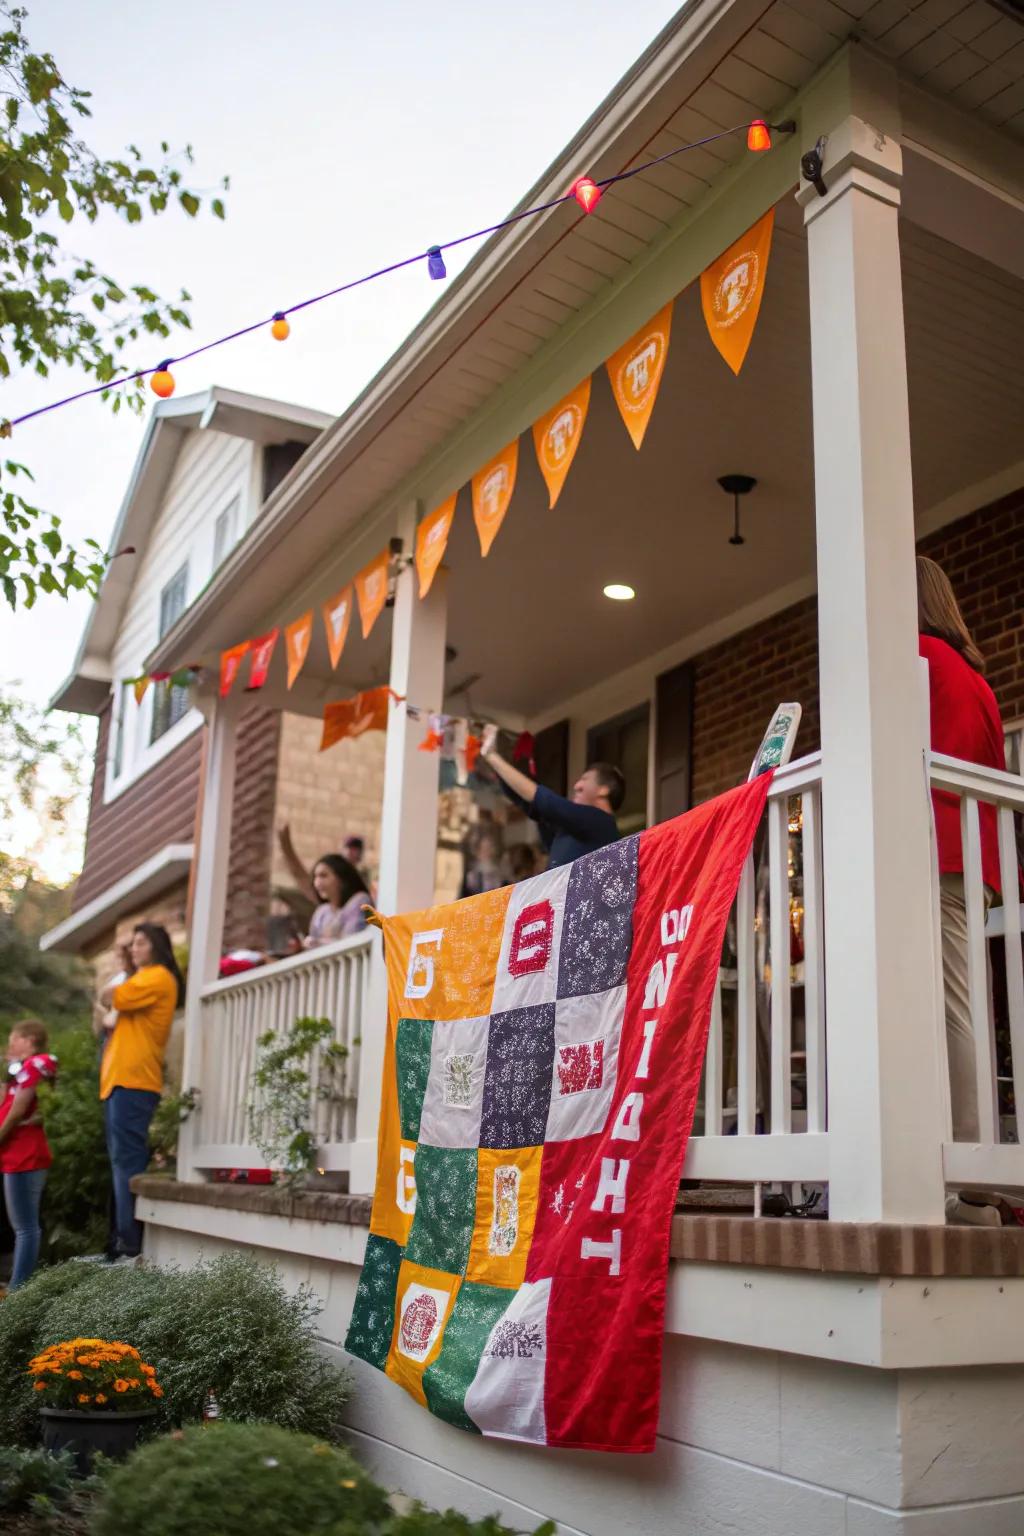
[189,931,374,1173]
[929,752,1024,1192]
[688,752,828,1185]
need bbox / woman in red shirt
[0,1019,57,1288]
[918,557,1006,1148]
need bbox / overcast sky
[2,0,683,877]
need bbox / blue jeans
[104,1088,159,1257]
[4,1168,47,1288]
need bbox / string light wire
[6,119,794,432]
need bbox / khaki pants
[939,873,990,1143]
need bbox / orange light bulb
[271,313,290,341]
[747,120,771,152]
[150,365,175,399]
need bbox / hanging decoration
[285,612,313,688]
[271,313,290,341]
[418,714,445,752]
[355,551,390,639]
[513,731,536,778]
[531,376,591,510]
[464,731,482,776]
[570,176,602,214]
[320,686,400,752]
[246,628,279,691]
[472,440,519,557]
[606,301,673,451]
[219,642,250,698]
[150,362,175,399]
[322,584,353,669]
[700,207,774,376]
[131,676,150,705]
[415,495,457,598]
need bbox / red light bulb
[571,176,602,214]
[747,120,771,152]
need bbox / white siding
[106,429,258,798]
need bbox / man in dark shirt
[480,726,623,868]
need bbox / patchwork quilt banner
[345,775,770,1452]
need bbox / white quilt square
[490,863,570,1015]
[543,984,626,1143]
[417,1015,490,1149]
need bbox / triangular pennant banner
[606,301,673,451]
[246,628,279,691]
[322,584,353,670]
[700,208,774,376]
[415,495,456,598]
[320,685,397,752]
[532,376,591,509]
[132,676,150,706]
[219,642,250,698]
[355,551,390,639]
[285,612,313,689]
[472,440,519,557]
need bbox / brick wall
[689,485,1024,802]
[222,703,283,951]
[271,714,386,894]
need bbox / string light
[150,362,175,399]
[571,176,602,214]
[9,119,793,431]
[270,313,290,341]
[426,246,447,281]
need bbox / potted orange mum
[29,1337,162,1472]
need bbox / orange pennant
[132,676,150,705]
[246,629,279,691]
[700,208,774,376]
[606,301,673,451]
[284,612,313,689]
[472,440,518,557]
[219,642,249,698]
[320,686,397,752]
[532,377,591,509]
[415,495,456,598]
[322,584,353,670]
[355,551,390,639]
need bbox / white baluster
[769,794,792,1134]
[962,795,997,1143]
[998,805,1024,1147]
[736,853,756,1136]
[801,788,826,1133]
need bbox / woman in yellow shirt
[98,924,183,1259]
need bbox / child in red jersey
[0,1020,57,1289]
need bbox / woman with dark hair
[304,854,369,947]
[918,557,1005,1162]
[98,924,183,1259]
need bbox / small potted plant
[29,1336,163,1473]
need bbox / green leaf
[179,190,199,217]
[211,197,225,220]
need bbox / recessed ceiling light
[603,583,635,601]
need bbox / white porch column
[350,503,447,1193]
[177,689,242,1182]
[800,61,946,1222]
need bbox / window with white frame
[212,494,241,573]
[150,563,190,742]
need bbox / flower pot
[40,1405,158,1475]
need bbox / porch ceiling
[148,0,1024,692]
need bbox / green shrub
[0,1443,100,1535]
[0,1253,350,1445]
[91,1422,389,1536]
[36,1025,110,1263]
[0,1260,98,1445]
[385,1513,555,1536]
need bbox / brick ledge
[132,1177,1024,1278]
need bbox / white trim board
[40,842,193,954]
